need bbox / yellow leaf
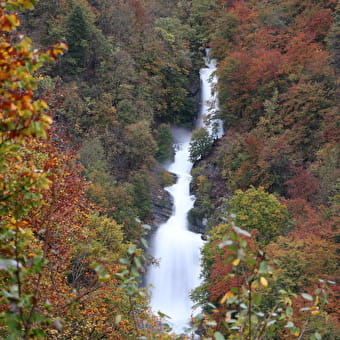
[311,306,320,315]
[232,258,240,266]
[260,277,268,287]
[17,220,28,228]
[220,291,234,304]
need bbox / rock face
[188,214,207,234]
[149,167,176,234]
[188,138,230,235]
[151,189,173,230]
[189,71,201,117]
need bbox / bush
[229,186,289,245]
[156,124,173,163]
[189,127,214,163]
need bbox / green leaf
[285,321,294,328]
[119,258,129,265]
[128,245,137,255]
[207,302,217,309]
[228,243,238,252]
[286,306,293,316]
[290,327,300,336]
[195,313,204,321]
[0,259,21,270]
[231,287,239,294]
[30,327,46,337]
[214,332,225,340]
[134,256,142,269]
[140,238,148,248]
[300,307,310,311]
[142,224,151,230]
[233,226,251,237]
[301,293,313,301]
[267,320,276,326]
[239,239,247,248]
[253,293,262,305]
[259,261,268,274]
[7,317,21,333]
[157,311,171,319]
[314,332,322,340]
[219,240,233,248]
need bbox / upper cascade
[198,48,224,139]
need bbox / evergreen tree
[64,3,92,75]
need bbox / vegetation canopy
[0,0,338,339]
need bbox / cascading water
[147,128,203,333]
[147,49,222,334]
[198,50,223,138]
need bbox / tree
[63,0,113,78]
[64,2,92,74]
[0,1,66,337]
[229,186,289,245]
[155,124,173,163]
[125,121,157,171]
[193,223,335,340]
[189,127,214,163]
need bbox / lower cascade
[147,128,203,333]
[147,50,222,334]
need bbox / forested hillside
[19,0,207,239]
[0,0,339,339]
[0,0,205,338]
[189,0,339,339]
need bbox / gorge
[2,1,338,338]
[147,50,222,334]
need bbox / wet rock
[187,209,207,234]
[189,138,231,234]
[151,190,173,228]
[149,167,175,234]
[189,71,201,115]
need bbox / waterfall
[146,49,222,334]
[198,50,223,138]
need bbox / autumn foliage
[0,1,174,339]
[191,0,339,338]
[1,0,339,338]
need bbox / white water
[147,50,223,334]
[198,50,223,138]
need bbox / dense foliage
[17,0,212,242]
[189,0,339,339]
[0,0,338,339]
[0,0,204,339]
